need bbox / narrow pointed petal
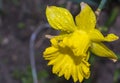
[64,64,71,80]
[50,38,58,47]
[90,42,118,60]
[50,33,70,47]
[72,65,78,82]
[85,52,90,61]
[43,46,58,55]
[75,2,96,32]
[77,66,84,82]
[81,60,90,79]
[46,6,76,32]
[52,64,60,74]
[59,60,67,78]
[52,55,65,74]
[47,53,61,65]
[105,33,119,42]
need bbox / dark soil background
[0,0,120,83]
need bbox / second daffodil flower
[43,2,119,83]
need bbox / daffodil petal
[89,29,119,42]
[52,54,66,74]
[58,54,73,78]
[85,52,90,61]
[89,29,105,41]
[72,65,78,82]
[43,46,58,55]
[50,32,70,47]
[90,42,118,60]
[64,63,72,80]
[105,33,119,42]
[77,66,84,82]
[75,2,96,32]
[81,60,90,79]
[47,53,62,65]
[46,6,76,32]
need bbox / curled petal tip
[46,6,50,11]
[46,6,51,10]
[46,5,52,10]
[111,59,117,62]
[45,35,54,39]
[46,5,49,8]
[105,34,119,42]
[80,2,86,10]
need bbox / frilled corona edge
[44,44,90,82]
[43,2,119,83]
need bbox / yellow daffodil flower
[43,2,119,83]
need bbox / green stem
[105,7,119,27]
[98,0,107,11]
[95,0,107,16]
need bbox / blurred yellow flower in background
[43,2,119,82]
